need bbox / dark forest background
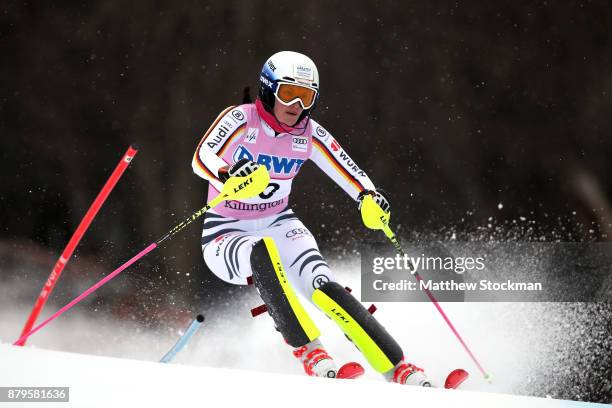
[1,2,612,402]
[1,1,611,331]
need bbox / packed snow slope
[1,344,607,408]
[1,259,610,402]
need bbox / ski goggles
[274,82,318,109]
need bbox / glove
[358,189,390,213]
[218,158,260,182]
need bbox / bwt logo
[267,60,276,72]
[233,145,305,175]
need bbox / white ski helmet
[258,51,320,119]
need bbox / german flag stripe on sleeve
[312,138,365,192]
[193,148,217,179]
[193,106,238,180]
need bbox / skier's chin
[278,113,299,127]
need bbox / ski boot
[385,358,469,389]
[385,359,432,386]
[293,339,338,378]
[293,339,365,379]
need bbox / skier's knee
[250,237,320,347]
[312,281,403,373]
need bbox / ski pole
[16,144,138,346]
[160,314,205,363]
[360,195,491,382]
[13,167,270,345]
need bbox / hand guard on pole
[219,158,261,182]
[358,189,392,233]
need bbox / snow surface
[1,344,607,408]
[1,259,609,403]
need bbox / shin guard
[250,237,320,347]
[312,281,403,373]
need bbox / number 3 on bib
[259,182,280,199]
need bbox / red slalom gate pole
[13,243,157,346]
[12,179,233,346]
[13,167,270,346]
[15,144,138,346]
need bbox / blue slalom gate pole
[160,314,205,363]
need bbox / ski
[337,362,365,379]
[443,368,469,389]
[335,364,467,387]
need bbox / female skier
[192,51,430,386]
